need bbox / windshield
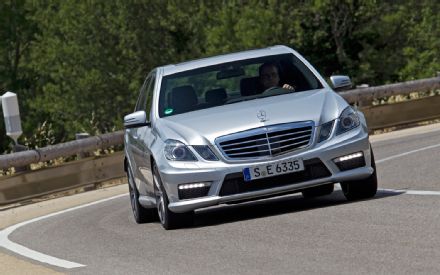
[158,53,323,117]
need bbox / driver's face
[260,65,280,89]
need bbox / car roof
[160,45,294,76]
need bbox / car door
[125,73,153,192]
[131,71,156,196]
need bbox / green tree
[26,1,162,140]
[22,0,212,144]
[0,0,37,152]
[1,0,438,155]
[399,0,440,80]
[204,1,303,55]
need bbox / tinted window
[135,75,151,112]
[135,72,156,114]
[145,74,156,120]
[158,54,323,117]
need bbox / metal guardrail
[342,76,440,131]
[0,152,125,205]
[339,76,440,104]
[0,131,123,170]
[360,95,440,130]
[0,76,439,205]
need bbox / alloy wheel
[154,173,166,224]
[128,170,138,219]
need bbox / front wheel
[340,147,378,201]
[153,163,194,230]
[127,167,156,223]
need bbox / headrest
[205,88,227,106]
[240,77,261,96]
[170,85,198,113]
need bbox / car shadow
[191,188,404,228]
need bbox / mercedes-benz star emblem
[257,110,267,122]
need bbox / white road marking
[379,189,440,196]
[373,143,440,196]
[336,185,440,197]
[376,143,440,164]
[1,137,440,270]
[0,193,127,269]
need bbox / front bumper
[168,166,373,213]
[158,126,372,213]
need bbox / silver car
[124,45,377,230]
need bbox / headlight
[317,120,334,143]
[336,106,360,135]
[192,145,219,161]
[164,140,197,161]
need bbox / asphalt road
[3,125,440,274]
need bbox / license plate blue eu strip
[243,168,252,182]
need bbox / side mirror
[124,111,151,129]
[330,75,352,91]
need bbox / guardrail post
[12,144,30,172]
[75,133,91,158]
[355,84,370,107]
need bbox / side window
[135,75,152,112]
[145,74,156,121]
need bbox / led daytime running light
[178,183,208,190]
[336,152,363,162]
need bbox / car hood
[155,89,348,145]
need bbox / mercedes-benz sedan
[124,45,377,229]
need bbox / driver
[259,62,294,91]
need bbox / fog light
[335,152,363,162]
[178,182,210,190]
[178,182,211,200]
[334,152,365,171]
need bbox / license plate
[243,158,304,182]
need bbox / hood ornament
[257,110,267,122]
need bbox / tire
[302,183,334,198]
[153,163,194,230]
[127,167,156,223]
[340,147,378,201]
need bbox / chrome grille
[216,121,314,160]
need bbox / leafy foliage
[0,0,439,153]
